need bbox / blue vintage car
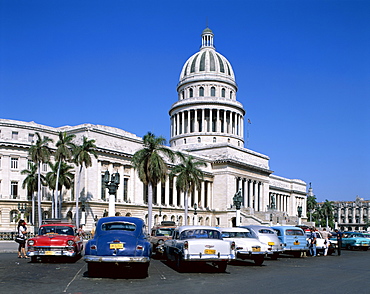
[334,232,370,251]
[271,226,308,257]
[84,216,151,278]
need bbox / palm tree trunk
[75,165,83,229]
[54,160,61,218]
[184,191,188,225]
[32,192,35,226]
[58,188,62,219]
[37,162,42,228]
[147,183,153,234]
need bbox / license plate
[252,248,261,252]
[110,243,124,249]
[294,241,300,245]
[204,249,216,254]
[45,251,55,255]
[268,242,274,245]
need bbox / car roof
[221,227,250,232]
[271,226,304,231]
[176,225,221,233]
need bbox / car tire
[253,256,264,266]
[30,256,37,263]
[136,263,149,278]
[270,253,279,260]
[175,254,185,272]
[292,251,301,258]
[214,261,227,273]
[362,247,368,251]
[87,263,99,277]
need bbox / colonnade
[269,192,291,212]
[336,206,370,224]
[236,178,264,212]
[171,109,243,137]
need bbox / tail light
[231,241,235,250]
[184,241,188,250]
[136,245,144,250]
[90,245,97,250]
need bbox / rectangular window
[42,162,48,172]
[169,177,173,206]
[28,160,33,169]
[123,178,128,202]
[12,131,18,140]
[101,175,106,201]
[11,181,18,199]
[28,133,34,142]
[161,182,165,205]
[11,157,18,169]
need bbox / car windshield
[179,229,221,240]
[156,228,174,236]
[222,231,254,238]
[101,222,136,231]
[39,226,74,236]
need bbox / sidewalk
[0,241,19,253]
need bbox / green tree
[170,154,207,225]
[306,195,317,222]
[54,132,76,218]
[46,161,74,218]
[320,199,334,229]
[73,136,97,228]
[21,162,45,225]
[132,132,175,232]
[29,132,53,227]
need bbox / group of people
[308,227,343,257]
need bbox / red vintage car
[27,221,83,262]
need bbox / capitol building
[0,28,307,232]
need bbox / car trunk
[96,233,140,256]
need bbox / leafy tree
[29,132,53,227]
[306,195,317,222]
[53,132,76,218]
[73,136,97,228]
[320,199,334,229]
[46,161,74,218]
[132,132,175,232]
[170,154,207,225]
[21,162,45,225]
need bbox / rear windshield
[258,229,275,234]
[39,226,74,236]
[286,229,304,236]
[101,222,136,231]
[180,229,221,240]
[155,228,174,236]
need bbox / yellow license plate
[45,251,55,255]
[268,242,274,246]
[110,243,124,249]
[252,248,261,252]
[204,249,216,254]
[294,241,300,245]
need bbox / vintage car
[271,226,308,257]
[221,227,268,265]
[84,216,151,278]
[333,232,370,250]
[241,225,283,259]
[305,230,335,256]
[150,221,177,256]
[164,225,235,272]
[27,221,83,262]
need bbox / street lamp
[233,188,243,227]
[193,203,198,225]
[18,203,27,220]
[103,170,120,217]
[297,205,302,225]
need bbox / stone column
[194,109,198,132]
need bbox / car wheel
[253,256,264,266]
[292,251,301,258]
[346,244,352,250]
[362,247,368,251]
[30,256,37,263]
[87,263,99,277]
[175,254,185,271]
[136,263,149,278]
[270,253,279,260]
[214,261,227,273]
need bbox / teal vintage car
[271,226,308,258]
[335,232,370,251]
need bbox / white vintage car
[221,227,269,265]
[164,225,235,272]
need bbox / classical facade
[0,28,307,232]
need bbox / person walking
[320,228,332,256]
[17,219,28,259]
[334,229,343,256]
[309,227,317,257]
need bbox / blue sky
[1,0,369,202]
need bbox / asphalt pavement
[0,240,19,253]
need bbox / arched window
[230,91,233,99]
[213,137,216,143]
[184,139,187,144]
[211,87,216,96]
[221,88,225,97]
[197,137,201,143]
[199,87,204,97]
[181,91,184,100]
[189,88,193,98]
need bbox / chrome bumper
[84,255,150,263]
[27,250,76,257]
[184,253,234,261]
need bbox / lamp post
[297,205,302,225]
[193,203,198,225]
[159,207,162,225]
[80,200,86,226]
[103,170,120,217]
[18,203,27,220]
[233,188,243,227]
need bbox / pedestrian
[16,219,28,259]
[309,227,317,257]
[334,229,343,256]
[320,228,332,256]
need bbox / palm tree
[320,199,334,229]
[132,132,175,232]
[21,163,45,225]
[169,154,207,225]
[46,162,74,217]
[73,136,98,228]
[54,132,76,218]
[29,132,53,227]
[307,195,317,222]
